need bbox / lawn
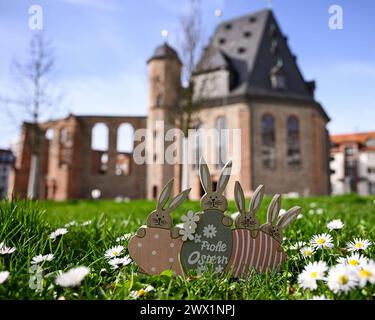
[0,195,374,300]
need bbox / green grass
[0,195,374,300]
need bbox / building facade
[9,9,331,200]
[0,149,15,199]
[330,132,375,195]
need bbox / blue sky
[1,0,374,149]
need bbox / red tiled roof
[331,131,375,144]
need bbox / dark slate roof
[195,9,317,102]
[147,42,181,64]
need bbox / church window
[287,116,301,167]
[261,114,276,169]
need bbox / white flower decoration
[203,224,217,239]
[181,211,200,230]
[179,228,195,241]
[194,234,202,244]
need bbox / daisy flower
[0,242,16,255]
[55,266,90,288]
[356,260,375,288]
[316,208,324,215]
[144,285,155,292]
[312,295,329,300]
[300,246,315,259]
[108,256,132,270]
[308,209,315,215]
[337,253,368,269]
[31,254,54,265]
[130,286,153,300]
[64,221,77,228]
[346,238,372,252]
[81,220,92,227]
[0,271,10,284]
[290,241,306,250]
[49,228,68,241]
[311,233,334,250]
[310,202,317,208]
[327,219,344,231]
[181,211,200,229]
[327,264,358,294]
[298,261,328,290]
[116,233,132,242]
[297,214,303,220]
[104,245,124,259]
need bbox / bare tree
[1,33,62,199]
[165,0,209,192]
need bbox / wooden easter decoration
[128,179,191,276]
[228,181,301,278]
[179,158,233,275]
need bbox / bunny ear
[234,181,245,213]
[267,194,281,224]
[277,206,301,229]
[217,160,232,193]
[157,179,174,210]
[168,188,191,211]
[199,157,212,194]
[249,185,265,214]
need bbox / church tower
[146,43,182,199]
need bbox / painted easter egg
[228,229,286,278]
[179,210,232,275]
[128,228,183,276]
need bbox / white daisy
[346,238,372,252]
[181,211,200,229]
[203,224,217,239]
[215,265,224,273]
[316,208,324,215]
[308,209,315,215]
[31,254,54,265]
[356,260,375,288]
[310,202,317,208]
[179,228,195,241]
[0,271,10,284]
[81,220,92,227]
[64,221,77,228]
[311,233,334,250]
[55,266,90,288]
[297,214,303,220]
[0,242,16,255]
[300,246,315,259]
[108,256,132,270]
[290,241,306,250]
[144,285,155,292]
[337,253,368,269]
[104,245,124,259]
[116,233,132,242]
[312,295,329,300]
[327,219,344,231]
[298,261,328,290]
[327,264,358,294]
[49,228,68,241]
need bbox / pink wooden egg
[228,229,286,278]
[128,228,183,276]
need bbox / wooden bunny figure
[228,183,301,277]
[128,179,190,276]
[179,158,233,276]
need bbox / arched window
[287,116,301,167]
[193,123,203,170]
[91,123,109,174]
[261,114,276,169]
[215,116,227,169]
[152,186,158,200]
[116,123,134,176]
